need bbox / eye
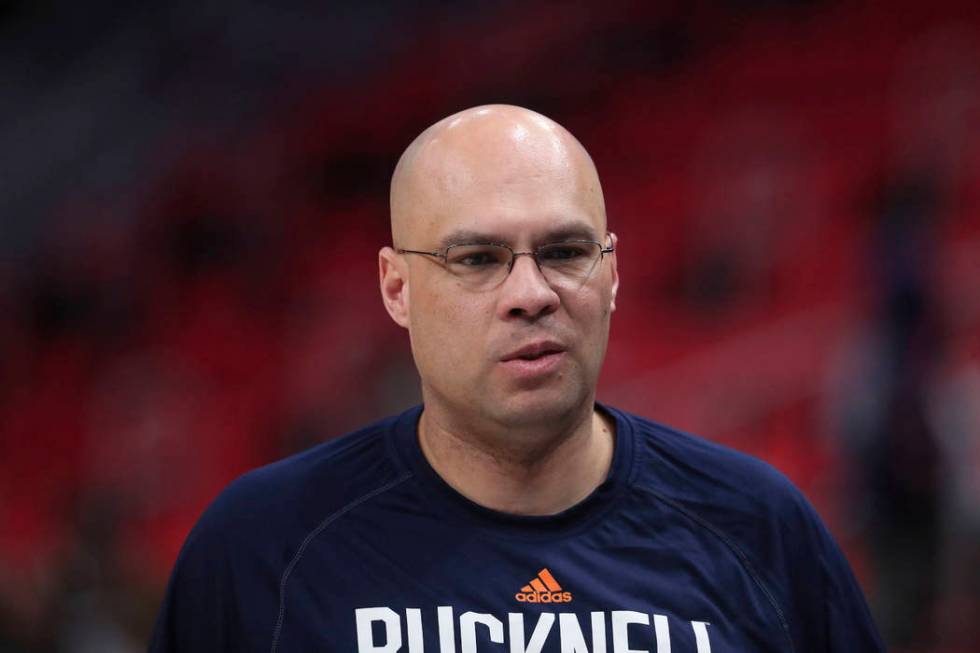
[446,245,508,267]
[458,252,497,266]
[538,243,591,261]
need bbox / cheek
[409,289,487,375]
[566,285,611,326]
[563,288,613,364]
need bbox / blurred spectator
[2,1,979,650]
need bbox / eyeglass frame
[395,236,615,286]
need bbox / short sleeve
[795,495,885,652]
[148,520,239,652]
[146,477,283,653]
[816,516,884,650]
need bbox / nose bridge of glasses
[509,249,541,273]
[499,250,560,304]
[499,250,553,294]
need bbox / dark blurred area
[1,1,978,650]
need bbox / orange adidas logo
[515,568,573,604]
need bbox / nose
[497,253,560,320]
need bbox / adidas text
[514,591,573,603]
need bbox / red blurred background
[1,1,978,650]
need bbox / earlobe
[379,247,411,328]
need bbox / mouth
[500,341,567,363]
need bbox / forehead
[410,144,605,247]
[434,218,601,249]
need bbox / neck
[417,403,615,516]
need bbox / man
[150,105,883,651]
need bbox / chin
[489,385,589,428]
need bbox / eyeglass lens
[444,242,603,289]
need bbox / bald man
[150,106,883,652]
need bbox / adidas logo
[514,568,573,603]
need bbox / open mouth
[516,349,560,361]
[501,341,566,363]
[499,342,567,378]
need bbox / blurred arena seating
[1,1,978,650]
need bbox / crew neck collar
[387,403,634,539]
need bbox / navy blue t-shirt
[149,404,883,652]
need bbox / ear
[379,247,410,328]
[607,232,619,313]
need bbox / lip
[499,350,566,378]
[500,340,567,362]
[498,341,567,380]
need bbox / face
[381,110,619,436]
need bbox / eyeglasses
[396,238,614,291]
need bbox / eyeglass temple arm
[396,248,445,259]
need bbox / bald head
[389,105,606,246]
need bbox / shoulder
[184,410,414,558]
[611,406,827,584]
[613,407,807,522]
[610,407,883,649]
[150,411,417,651]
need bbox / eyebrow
[436,222,600,250]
